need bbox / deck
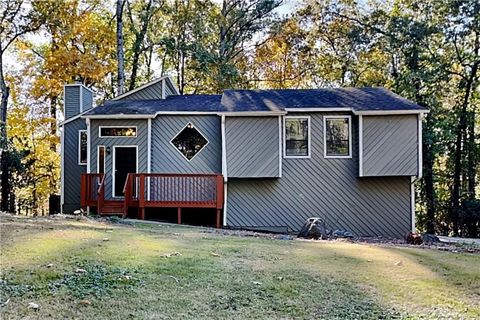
[80,173,224,228]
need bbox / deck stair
[100,200,124,216]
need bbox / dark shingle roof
[222,87,424,111]
[86,94,224,115]
[84,87,426,116]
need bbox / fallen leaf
[210,252,221,257]
[28,302,39,310]
[161,252,182,258]
[75,268,87,273]
[394,261,403,266]
[252,281,262,285]
[79,300,91,305]
[46,263,54,268]
[102,238,109,241]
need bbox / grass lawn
[1,215,479,319]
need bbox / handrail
[97,173,106,214]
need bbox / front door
[113,146,137,197]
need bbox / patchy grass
[1,215,479,319]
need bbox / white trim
[283,116,311,159]
[79,85,84,113]
[78,130,88,165]
[83,111,288,120]
[223,183,228,226]
[147,118,152,201]
[353,110,429,115]
[59,109,92,126]
[112,145,139,198]
[86,119,91,173]
[111,76,174,100]
[285,107,352,112]
[97,145,106,174]
[358,115,364,176]
[323,115,352,159]
[98,126,138,138]
[220,111,287,116]
[161,79,166,99]
[417,114,423,178]
[221,115,228,182]
[411,177,416,232]
[60,126,65,213]
[169,122,209,162]
[278,116,282,177]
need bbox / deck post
[216,209,221,229]
[177,207,182,224]
[140,207,145,220]
[139,175,145,220]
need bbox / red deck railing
[82,173,224,227]
[80,173,104,208]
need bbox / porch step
[100,200,124,216]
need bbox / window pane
[171,123,208,160]
[325,118,350,156]
[100,127,136,137]
[79,131,87,164]
[285,118,309,156]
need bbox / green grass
[1,215,479,319]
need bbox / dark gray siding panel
[63,118,86,213]
[90,119,148,199]
[122,81,163,100]
[227,113,411,238]
[226,117,279,178]
[82,88,93,111]
[151,115,221,174]
[165,81,178,96]
[363,115,418,176]
[64,86,80,119]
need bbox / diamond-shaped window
[171,123,208,161]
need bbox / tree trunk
[423,113,436,234]
[128,0,153,92]
[49,96,57,151]
[116,0,126,95]
[466,109,476,199]
[0,43,11,212]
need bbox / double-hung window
[78,130,88,165]
[324,116,352,158]
[284,116,310,158]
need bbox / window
[284,116,310,158]
[324,116,351,158]
[171,123,208,161]
[78,130,88,165]
[99,126,137,137]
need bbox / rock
[332,229,354,239]
[252,281,262,285]
[406,232,423,245]
[298,217,329,239]
[46,263,53,268]
[28,302,39,310]
[394,260,403,266]
[422,233,440,243]
[102,238,109,241]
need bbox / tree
[116,0,126,95]
[0,0,42,212]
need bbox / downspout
[60,125,65,214]
[411,113,425,232]
[86,118,91,214]
[221,115,228,226]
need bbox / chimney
[63,83,94,119]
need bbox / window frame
[98,126,138,138]
[78,130,88,165]
[283,116,311,159]
[170,122,209,162]
[323,115,352,159]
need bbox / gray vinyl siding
[226,113,412,238]
[151,115,221,173]
[82,87,93,111]
[90,119,148,199]
[362,115,418,176]
[165,81,178,96]
[64,86,81,119]
[225,117,279,178]
[121,80,177,100]
[63,118,86,213]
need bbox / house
[59,76,428,238]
